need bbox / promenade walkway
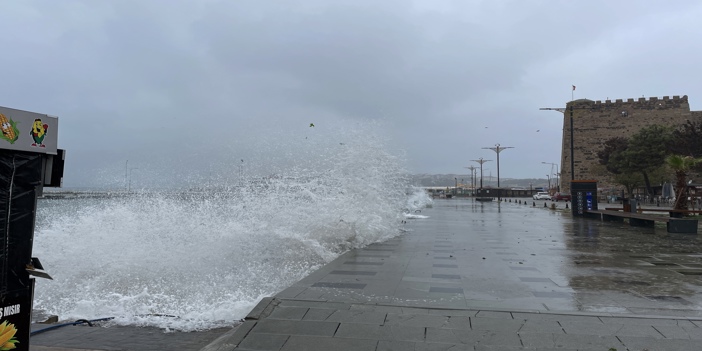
[32,199,702,350]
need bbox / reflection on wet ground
[420,199,702,317]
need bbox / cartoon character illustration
[0,113,19,144]
[30,118,49,148]
[0,320,19,350]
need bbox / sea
[31,123,433,332]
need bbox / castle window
[621,111,628,117]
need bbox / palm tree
[666,155,702,211]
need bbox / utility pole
[540,103,575,192]
[471,158,491,193]
[482,144,514,201]
[464,165,478,196]
[542,162,559,192]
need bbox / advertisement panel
[0,106,58,155]
[0,285,33,351]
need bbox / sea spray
[33,121,420,331]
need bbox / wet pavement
[30,198,702,350]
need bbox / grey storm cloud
[1,0,702,188]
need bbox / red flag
[572,85,576,91]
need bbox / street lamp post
[542,162,560,192]
[539,102,577,192]
[471,158,491,195]
[546,174,551,193]
[482,144,514,201]
[464,166,478,196]
[454,178,457,196]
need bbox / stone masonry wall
[560,95,702,194]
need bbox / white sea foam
[33,121,429,331]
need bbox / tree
[597,137,629,174]
[612,172,644,197]
[624,125,673,197]
[666,155,702,210]
[671,120,702,171]
[597,137,643,196]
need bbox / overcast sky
[2,0,702,188]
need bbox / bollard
[550,203,556,210]
[524,201,527,205]
[565,203,569,209]
[533,202,536,207]
[509,199,512,203]
[544,202,547,208]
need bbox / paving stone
[280,335,377,351]
[654,325,702,339]
[532,291,571,298]
[475,311,513,319]
[511,313,602,324]
[268,307,309,320]
[559,321,664,338]
[519,332,622,349]
[456,330,522,347]
[311,282,367,289]
[471,317,524,332]
[429,286,464,293]
[516,319,565,334]
[325,310,387,324]
[251,319,339,336]
[329,270,378,276]
[348,304,405,314]
[600,316,697,327]
[279,300,351,310]
[425,328,462,344]
[334,323,425,342]
[431,274,462,279]
[237,333,289,350]
[618,335,702,351]
[376,340,417,351]
[518,277,553,283]
[416,342,473,350]
[302,308,336,321]
[427,309,478,317]
[385,313,448,328]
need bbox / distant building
[559,95,702,193]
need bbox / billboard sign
[0,106,58,155]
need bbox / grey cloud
[1,0,702,187]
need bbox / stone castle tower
[560,95,702,193]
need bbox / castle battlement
[568,95,689,111]
[560,94,700,194]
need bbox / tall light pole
[539,102,576,192]
[482,144,514,201]
[546,174,551,192]
[471,158,491,192]
[464,165,478,196]
[542,162,559,192]
[454,178,457,196]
